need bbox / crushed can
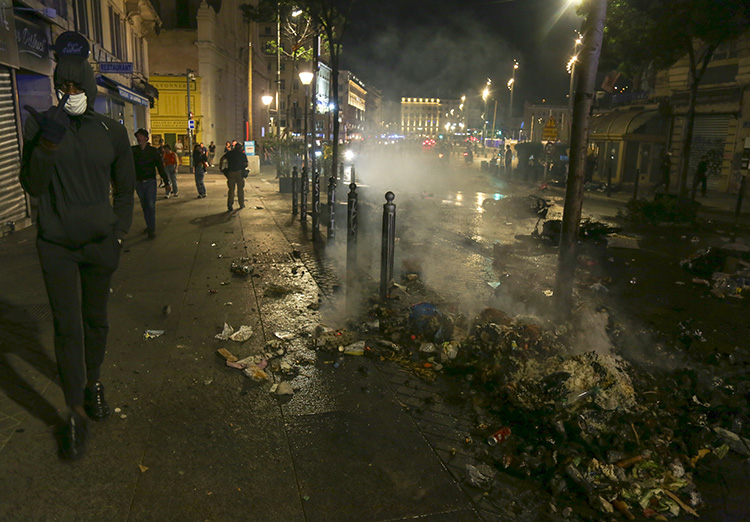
[487,426,511,446]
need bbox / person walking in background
[162,143,179,198]
[132,128,168,238]
[175,139,183,164]
[504,145,513,179]
[19,31,135,460]
[221,142,249,211]
[692,154,708,200]
[208,141,216,166]
[224,140,232,154]
[193,143,208,198]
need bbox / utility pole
[186,68,193,171]
[553,0,607,317]
[276,5,281,137]
[247,21,253,141]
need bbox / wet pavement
[1,157,749,521]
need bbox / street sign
[188,119,195,130]
[542,118,558,141]
[99,62,133,74]
[244,141,255,156]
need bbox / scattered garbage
[681,243,750,298]
[271,381,294,395]
[216,348,238,362]
[274,331,297,341]
[162,305,171,315]
[214,323,253,342]
[230,258,253,276]
[143,329,164,339]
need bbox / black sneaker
[84,382,111,421]
[58,411,88,461]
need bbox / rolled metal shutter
[688,114,729,191]
[0,67,25,227]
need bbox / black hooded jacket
[19,55,135,247]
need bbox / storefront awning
[96,75,150,107]
[589,108,665,140]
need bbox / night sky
[340,0,583,109]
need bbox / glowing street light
[507,60,518,139]
[262,94,273,136]
[299,71,313,170]
[567,34,583,142]
[481,79,491,152]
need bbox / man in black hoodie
[19,32,135,460]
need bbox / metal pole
[351,165,356,185]
[310,35,319,186]
[380,191,396,301]
[346,182,358,300]
[292,166,298,215]
[300,166,308,221]
[303,85,309,171]
[327,173,336,241]
[312,168,320,235]
[186,69,193,172]
[275,6,281,137]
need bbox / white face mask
[56,90,88,116]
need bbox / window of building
[280,79,286,92]
[109,7,124,59]
[91,1,103,44]
[264,26,272,35]
[74,0,89,37]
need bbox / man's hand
[24,93,71,146]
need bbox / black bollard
[312,168,320,234]
[292,166,298,215]
[351,166,356,184]
[327,174,336,241]
[347,182,358,272]
[346,182,358,304]
[380,191,396,301]
[300,166,308,222]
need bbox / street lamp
[262,95,273,136]
[482,79,491,154]
[299,71,314,170]
[186,68,195,170]
[508,60,518,140]
[567,34,583,143]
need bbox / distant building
[401,97,462,139]
[339,70,367,141]
[522,102,569,143]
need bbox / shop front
[95,74,150,137]
[588,108,668,186]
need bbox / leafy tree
[305,0,356,184]
[241,1,317,138]
[603,0,750,195]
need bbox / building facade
[401,97,462,140]
[338,70,366,142]
[589,32,750,192]
[149,0,271,150]
[2,0,160,234]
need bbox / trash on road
[143,329,164,339]
[216,348,238,362]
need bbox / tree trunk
[553,0,607,318]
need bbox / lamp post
[481,79,490,154]
[567,35,583,143]
[262,95,273,136]
[299,71,313,171]
[186,68,194,171]
[508,60,518,140]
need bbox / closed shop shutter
[689,114,729,190]
[0,67,25,227]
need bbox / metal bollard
[347,182,358,275]
[379,191,396,301]
[300,166,308,222]
[312,168,320,233]
[327,174,336,241]
[291,166,298,215]
[350,166,356,184]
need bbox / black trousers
[37,236,119,408]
